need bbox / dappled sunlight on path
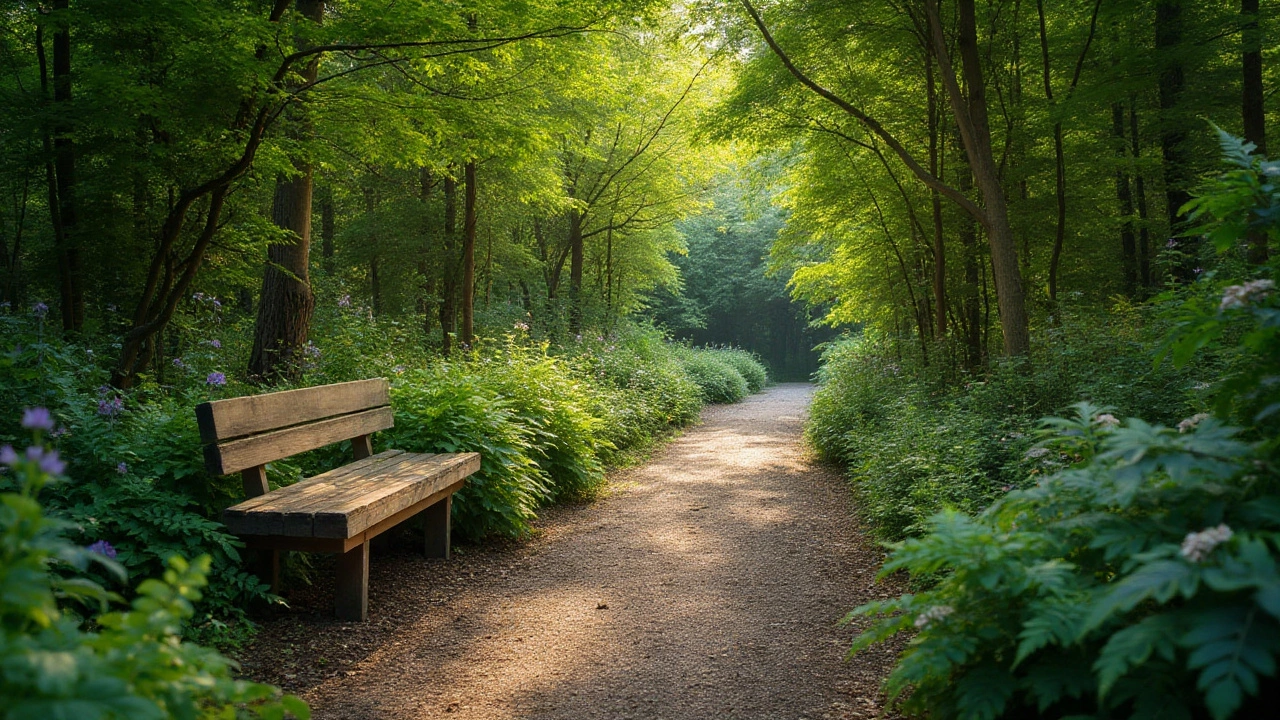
[241,384,902,719]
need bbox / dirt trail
[241,383,902,719]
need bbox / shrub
[713,348,769,393]
[0,422,307,718]
[675,347,749,404]
[849,132,1280,720]
[566,326,702,460]
[809,306,1209,542]
[386,365,548,541]
[470,343,607,502]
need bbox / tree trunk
[1113,104,1138,294]
[248,0,324,382]
[568,208,584,333]
[1130,103,1153,287]
[46,2,83,332]
[1156,0,1192,272]
[955,132,982,368]
[461,159,477,347]
[439,171,458,356]
[1242,0,1268,263]
[943,0,1030,356]
[927,42,947,338]
[365,187,381,316]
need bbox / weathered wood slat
[195,378,389,443]
[313,453,481,538]
[222,451,415,535]
[204,406,394,475]
[225,450,405,514]
[221,451,470,538]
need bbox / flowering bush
[0,420,307,718]
[848,133,1280,719]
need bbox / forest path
[241,383,902,719]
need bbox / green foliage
[714,348,770,393]
[0,427,307,719]
[673,346,749,404]
[387,364,549,541]
[565,326,703,461]
[809,306,1208,541]
[847,137,1280,720]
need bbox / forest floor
[238,383,904,719]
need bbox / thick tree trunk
[461,159,477,347]
[955,133,982,368]
[439,172,458,356]
[946,0,1030,356]
[1243,0,1268,263]
[248,0,323,381]
[1113,104,1138,294]
[1156,0,1192,273]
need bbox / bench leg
[335,542,369,621]
[255,549,280,594]
[423,495,452,559]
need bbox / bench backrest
[195,378,392,495]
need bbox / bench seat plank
[222,451,480,539]
[221,450,414,535]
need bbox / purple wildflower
[29,447,65,475]
[206,372,227,387]
[21,407,54,431]
[0,445,16,465]
[97,397,123,417]
[209,339,222,349]
[211,298,221,308]
[1194,267,1204,275]
[32,302,49,318]
[1166,238,1178,249]
[338,294,352,308]
[392,365,406,374]
[97,385,111,396]
[87,540,117,559]
[192,292,205,301]
[303,342,321,359]
[172,358,187,369]
[116,462,128,475]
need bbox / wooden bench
[195,378,480,621]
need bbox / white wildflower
[1024,447,1052,460]
[1180,524,1233,563]
[1178,413,1211,433]
[913,605,954,629]
[1094,413,1120,428]
[1191,382,1211,391]
[1220,279,1275,311]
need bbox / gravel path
[240,383,903,719]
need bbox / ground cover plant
[0,416,308,718]
[838,136,1280,719]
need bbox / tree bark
[927,40,947,338]
[461,159,477,347]
[1156,0,1192,274]
[1242,0,1268,263]
[1130,103,1153,287]
[932,0,1030,356]
[439,171,458,356]
[248,0,324,382]
[568,208,584,333]
[1113,104,1138,294]
[46,1,83,332]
